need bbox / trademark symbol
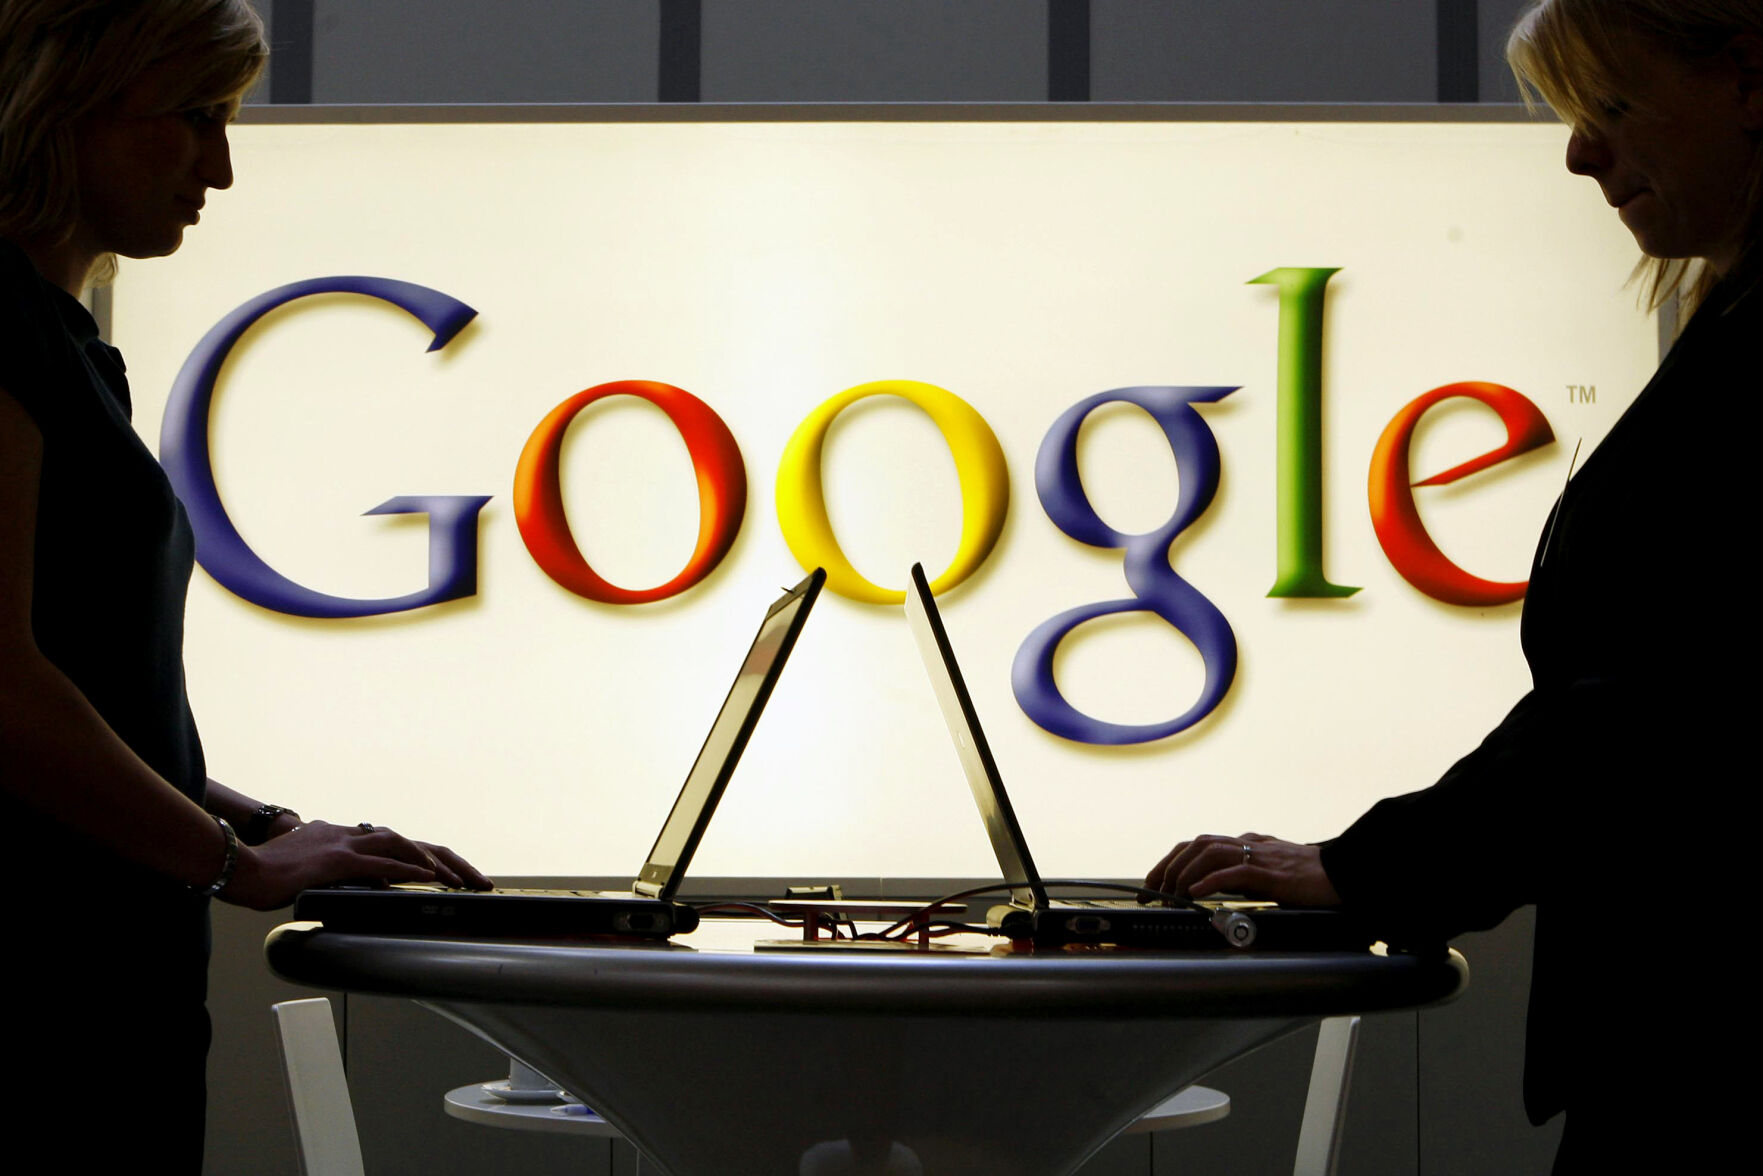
[1567,384,1596,404]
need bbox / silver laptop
[295,568,825,939]
[905,563,1370,950]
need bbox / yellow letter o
[775,380,1008,604]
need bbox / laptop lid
[904,563,1048,911]
[633,567,825,899]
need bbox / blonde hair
[1508,0,1763,314]
[0,1,266,252]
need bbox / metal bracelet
[194,815,240,897]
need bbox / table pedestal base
[423,999,1303,1176]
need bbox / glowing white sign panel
[111,118,1653,877]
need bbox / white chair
[271,997,367,1176]
[1131,1015,1361,1173]
[1292,1015,1362,1176]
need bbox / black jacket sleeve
[1319,275,1758,949]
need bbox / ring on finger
[1242,842,1252,864]
[356,822,376,833]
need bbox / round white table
[268,918,1464,1176]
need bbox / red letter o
[513,381,747,604]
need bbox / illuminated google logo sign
[160,271,1555,746]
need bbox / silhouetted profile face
[69,47,236,263]
[1564,32,1763,275]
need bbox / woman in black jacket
[1147,1,1762,1170]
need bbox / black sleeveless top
[0,239,209,992]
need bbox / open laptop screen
[635,569,824,897]
[905,563,1046,910]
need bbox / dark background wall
[248,0,1537,107]
[209,3,1558,1174]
